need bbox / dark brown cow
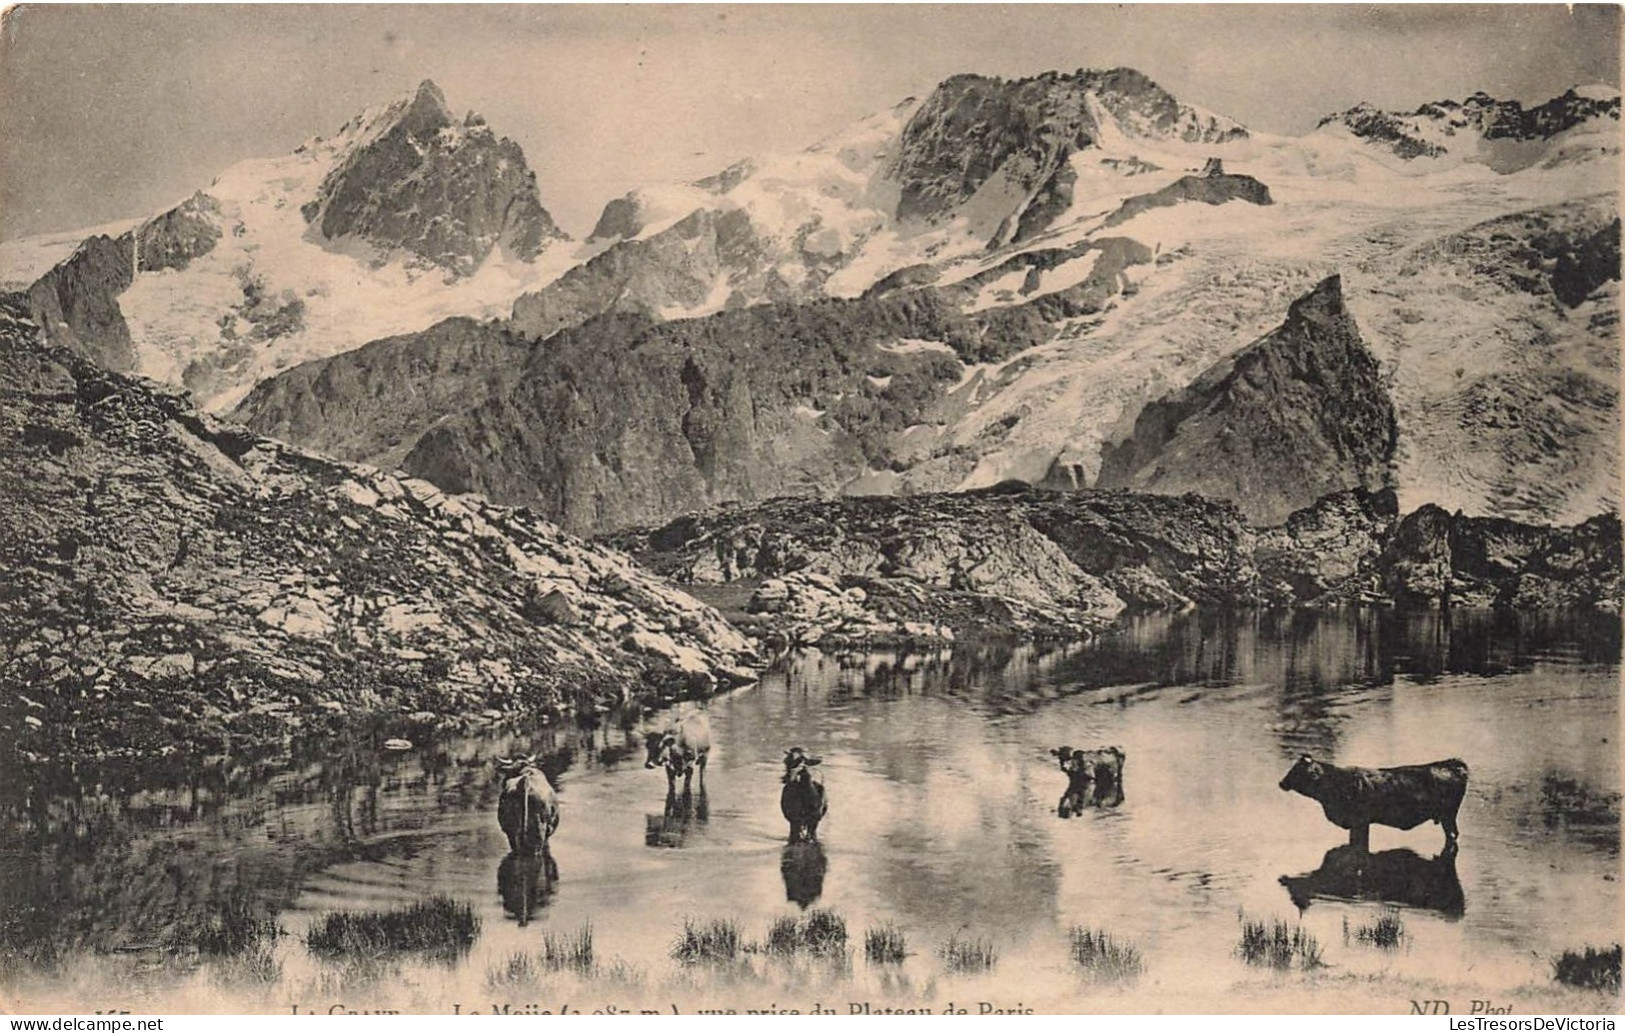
[1278,755,1468,850]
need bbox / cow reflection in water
[645,787,709,848]
[1050,746,1126,816]
[780,841,828,909]
[497,850,560,926]
[1280,843,1464,918]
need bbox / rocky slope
[1350,194,1619,525]
[389,293,1041,533]
[0,303,756,761]
[610,483,1621,647]
[5,81,573,412]
[1096,275,1397,525]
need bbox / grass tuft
[1068,927,1143,981]
[304,895,479,957]
[864,924,907,965]
[196,893,281,956]
[1237,917,1323,971]
[540,923,595,973]
[486,950,541,987]
[671,917,745,964]
[940,932,998,972]
[1351,911,1405,950]
[765,910,846,958]
[1553,944,1622,993]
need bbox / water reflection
[644,787,709,849]
[496,850,559,926]
[1280,844,1465,918]
[780,842,828,908]
[0,607,1615,999]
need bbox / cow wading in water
[781,747,828,844]
[645,712,712,794]
[1279,755,1468,851]
[495,755,561,855]
[1049,746,1126,815]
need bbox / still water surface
[3,609,1618,1012]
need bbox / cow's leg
[1441,811,1460,844]
[683,766,694,795]
[505,831,520,854]
[788,822,801,845]
[806,818,820,842]
[1348,824,1370,852]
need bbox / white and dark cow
[1049,745,1126,815]
[1278,755,1468,850]
[495,755,560,855]
[644,712,712,794]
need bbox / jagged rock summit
[4,79,572,413]
[1097,274,1398,525]
[302,79,567,275]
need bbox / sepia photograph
[0,3,1619,1018]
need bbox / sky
[1,4,1619,242]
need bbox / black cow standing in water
[1050,746,1125,816]
[780,747,828,843]
[1278,755,1468,850]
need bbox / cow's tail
[522,775,535,852]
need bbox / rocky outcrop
[886,67,1246,224]
[134,191,222,273]
[938,236,1154,321]
[996,155,1077,247]
[511,208,767,340]
[611,482,1619,646]
[611,485,1259,644]
[302,80,567,275]
[1254,489,1400,604]
[1377,505,1621,612]
[1320,103,1449,160]
[1320,86,1621,161]
[230,317,528,472]
[25,235,135,372]
[0,308,755,761]
[24,193,227,372]
[1102,158,1273,227]
[1097,275,1397,526]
